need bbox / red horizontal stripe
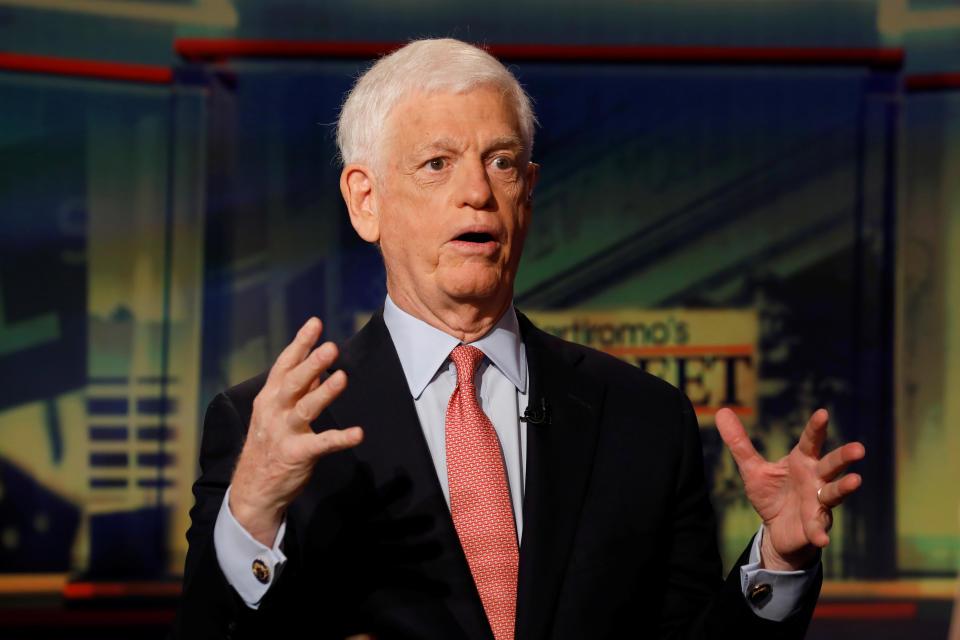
[0,609,176,626]
[906,73,960,92]
[174,38,903,69]
[813,602,917,619]
[0,52,171,84]
[175,39,401,62]
[63,581,182,599]
[489,44,903,68]
[2,601,921,625]
[0,602,923,626]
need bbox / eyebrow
[483,135,524,153]
[411,137,462,158]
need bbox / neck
[388,288,512,343]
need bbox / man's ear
[340,163,380,243]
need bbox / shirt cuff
[213,485,287,609]
[739,525,819,621]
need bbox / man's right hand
[229,317,364,546]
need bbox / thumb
[715,408,762,471]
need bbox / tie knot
[450,344,485,387]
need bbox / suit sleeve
[172,391,285,639]
[657,393,821,639]
[173,385,363,640]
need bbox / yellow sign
[524,309,758,427]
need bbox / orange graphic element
[603,344,754,357]
[694,406,755,416]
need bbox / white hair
[336,38,536,168]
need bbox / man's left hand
[715,408,865,571]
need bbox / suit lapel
[515,313,605,640]
[331,311,493,640]
[330,310,603,639]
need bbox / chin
[443,275,510,306]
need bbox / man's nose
[455,157,495,210]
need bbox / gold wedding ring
[817,486,825,506]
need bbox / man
[174,38,865,639]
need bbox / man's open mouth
[455,232,495,243]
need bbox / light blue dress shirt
[382,295,529,538]
[214,295,816,620]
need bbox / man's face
[367,85,538,320]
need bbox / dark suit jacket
[173,310,820,639]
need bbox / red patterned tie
[446,344,518,640]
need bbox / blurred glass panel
[0,72,204,577]
[897,88,960,576]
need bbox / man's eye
[427,158,446,171]
[492,157,513,170]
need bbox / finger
[803,508,833,547]
[278,341,338,403]
[816,441,866,481]
[796,408,829,458]
[266,317,322,386]
[302,425,364,459]
[288,369,348,427]
[817,473,862,508]
[715,408,764,472]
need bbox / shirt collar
[382,294,527,399]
